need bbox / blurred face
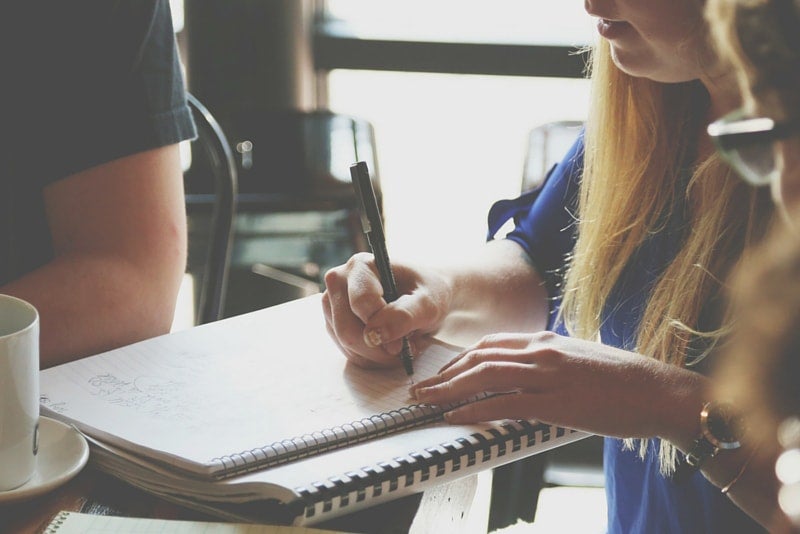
[704,0,800,221]
[584,0,710,83]
[707,104,800,224]
[746,88,800,217]
[706,18,800,220]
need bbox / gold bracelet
[721,446,758,494]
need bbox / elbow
[129,227,188,339]
[152,233,188,334]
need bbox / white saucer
[0,416,89,503]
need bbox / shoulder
[9,0,193,186]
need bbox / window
[318,2,595,261]
[323,1,593,46]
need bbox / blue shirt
[487,134,764,533]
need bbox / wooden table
[0,466,491,534]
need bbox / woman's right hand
[322,252,453,368]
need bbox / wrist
[673,400,748,483]
[654,366,707,449]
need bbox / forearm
[2,250,184,368]
[437,239,549,345]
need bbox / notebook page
[43,510,347,533]
[40,295,462,477]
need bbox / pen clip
[350,161,380,236]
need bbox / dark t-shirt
[0,0,196,285]
[487,134,764,533]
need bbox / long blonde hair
[559,39,774,473]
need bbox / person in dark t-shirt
[0,0,196,367]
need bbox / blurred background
[172,2,602,531]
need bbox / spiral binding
[292,421,580,520]
[210,397,488,479]
[43,511,72,533]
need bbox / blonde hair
[559,39,773,474]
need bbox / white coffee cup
[0,295,39,491]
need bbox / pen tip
[399,338,415,377]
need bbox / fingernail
[364,328,383,348]
[443,410,464,424]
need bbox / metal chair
[184,93,238,325]
[185,109,380,318]
[521,120,584,192]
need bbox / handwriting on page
[44,337,210,419]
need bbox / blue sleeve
[486,134,584,302]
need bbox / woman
[705,0,800,529]
[323,0,773,531]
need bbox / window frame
[312,2,589,79]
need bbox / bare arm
[412,331,779,528]
[437,239,550,346]
[2,145,187,368]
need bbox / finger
[403,339,454,393]
[443,393,542,424]
[321,290,334,326]
[409,371,447,397]
[323,276,398,367]
[414,361,537,404]
[412,346,528,396]
[437,349,469,374]
[437,347,535,383]
[344,351,388,369]
[436,334,532,374]
[363,289,441,347]
[324,312,390,369]
[471,333,537,351]
[340,254,388,324]
[381,331,429,359]
[323,254,384,318]
[327,256,410,360]
[322,300,366,363]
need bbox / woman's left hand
[410,331,705,440]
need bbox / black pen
[350,161,415,378]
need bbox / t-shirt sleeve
[32,0,197,184]
[486,133,584,301]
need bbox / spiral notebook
[39,295,587,525]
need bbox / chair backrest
[214,109,381,212]
[182,106,380,318]
[521,120,584,192]
[185,93,238,325]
